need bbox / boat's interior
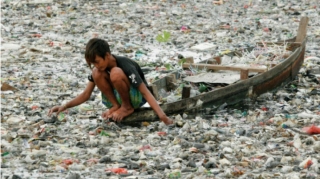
[144,39,302,104]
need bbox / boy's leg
[92,68,120,117]
[109,67,135,121]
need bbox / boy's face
[93,53,110,71]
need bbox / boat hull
[122,17,308,123]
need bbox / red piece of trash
[304,159,313,169]
[181,25,188,31]
[106,168,128,174]
[139,145,152,151]
[63,159,73,165]
[263,27,270,32]
[31,105,39,110]
[87,158,99,164]
[302,125,320,135]
[157,131,167,136]
[88,131,96,135]
[32,34,42,38]
[49,41,54,47]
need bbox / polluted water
[1,0,320,178]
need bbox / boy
[48,38,173,125]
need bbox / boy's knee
[110,67,125,82]
[92,68,104,80]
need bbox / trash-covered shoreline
[1,0,320,178]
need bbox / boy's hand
[48,105,66,116]
[160,116,173,125]
[101,110,110,119]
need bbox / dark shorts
[101,86,146,109]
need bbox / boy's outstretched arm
[138,83,173,125]
[48,82,96,116]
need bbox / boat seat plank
[182,63,267,73]
[183,72,241,84]
[256,42,301,46]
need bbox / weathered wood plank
[182,85,191,99]
[166,74,177,91]
[214,56,221,65]
[295,17,309,43]
[240,69,249,80]
[185,57,194,63]
[150,85,159,100]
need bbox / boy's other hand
[101,110,110,119]
[101,107,120,120]
[48,105,66,116]
[161,116,173,125]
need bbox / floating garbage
[106,168,128,175]
[303,125,320,135]
[1,0,320,178]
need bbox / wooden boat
[122,17,309,123]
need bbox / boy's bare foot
[102,105,120,119]
[110,106,134,122]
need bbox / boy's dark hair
[85,38,111,69]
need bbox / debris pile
[1,0,319,178]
